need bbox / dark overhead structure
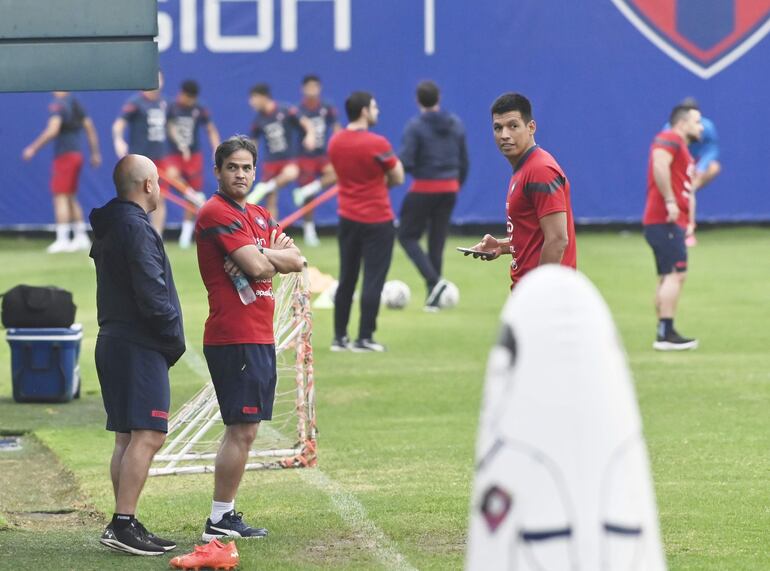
[0,0,158,92]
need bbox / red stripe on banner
[242,406,260,414]
[151,410,169,419]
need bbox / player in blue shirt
[112,72,170,235]
[23,92,102,253]
[245,83,315,218]
[167,80,221,248]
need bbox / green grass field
[0,228,768,571]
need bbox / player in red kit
[245,84,315,219]
[292,74,341,247]
[328,91,404,352]
[113,72,170,236]
[22,91,101,253]
[464,93,576,288]
[167,79,221,248]
[195,136,303,540]
[643,104,703,351]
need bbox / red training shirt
[328,129,399,224]
[643,130,693,228]
[195,192,280,345]
[505,145,577,287]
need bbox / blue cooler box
[6,324,82,403]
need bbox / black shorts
[643,223,688,275]
[203,344,277,425]
[95,336,170,433]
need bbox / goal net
[149,268,316,477]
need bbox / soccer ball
[438,281,460,308]
[381,280,411,309]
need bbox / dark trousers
[398,192,457,293]
[334,217,395,340]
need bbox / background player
[167,79,221,248]
[195,136,303,542]
[681,97,720,246]
[464,93,576,289]
[112,72,170,235]
[398,80,468,310]
[22,91,101,253]
[328,91,404,352]
[245,84,315,218]
[643,104,702,351]
[291,74,341,246]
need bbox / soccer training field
[0,228,768,571]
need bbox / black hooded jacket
[399,110,469,184]
[89,199,185,366]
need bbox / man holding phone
[463,93,576,289]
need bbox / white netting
[149,268,316,476]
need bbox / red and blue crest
[613,0,770,78]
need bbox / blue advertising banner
[1,0,769,228]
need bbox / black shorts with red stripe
[203,343,277,425]
[643,223,688,275]
[95,336,170,433]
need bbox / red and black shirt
[195,192,280,345]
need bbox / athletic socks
[210,500,235,525]
[73,221,88,240]
[293,180,322,206]
[179,219,195,248]
[55,223,71,243]
[304,221,317,238]
[657,318,674,339]
[112,513,135,530]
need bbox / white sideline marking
[181,347,416,570]
[299,468,418,571]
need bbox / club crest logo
[612,0,770,78]
[254,216,267,230]
[480,485,513,533]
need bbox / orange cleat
[169,539,240,570]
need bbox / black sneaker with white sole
[424,279,449,311]
[135,520,176,551]
[99,521,166,556]
[351,338,386,352]
[202,510,268,542]
[653,332,698,351]
[331,336,351,352]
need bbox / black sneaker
[351,338,386,352]
[135,519,176,551]
[202,510,268,541]
[99,520,166,556]
[424,279,449,312]
[331,336,351,352]
[653,332,698,351]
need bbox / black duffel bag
[1,285,76,328]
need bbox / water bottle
[226,257,257,305]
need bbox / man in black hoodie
[90,154,185,556]
[398,80,469,311]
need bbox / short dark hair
[670,104,698,126]
[490,93,533,123]
[680,96,700,110]
[302,74,321,85]
[250,83,271,97]
[416,80,440,108]
[215,135,258,169]
[181,80,199,97]
[345,91,373,121]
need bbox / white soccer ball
[438,281,460,308]
[381,280,411,309]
